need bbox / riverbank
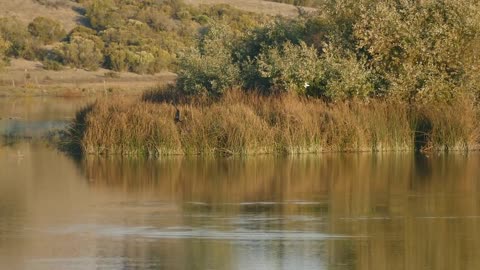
[0,59,176,97]
[67,90,480,157]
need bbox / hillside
[184,0,316,17]
[0,0,311,29]
[0,0,314,96]
[0,0,84,31]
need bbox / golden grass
[66,89,480,157]
[0,0,82,31]
[184,0,316,17]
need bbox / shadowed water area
[1,97,480,270]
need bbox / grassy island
[51,0,480,156]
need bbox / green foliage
[176,24,241,96]
[174,0,480,103]
[28,17,66,44]
[256,41,320,95]
[86,0,119,30]
[353,0,480,102]
[63,35,103,70]
[0,36,10,67]
[0,17,38,59]
[310,45,374,100]
[42,59,63,70]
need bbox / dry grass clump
[413,98,480,152]
[76,98,182,156]
[68,90,480,157]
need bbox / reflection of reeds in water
[82,153,480,269]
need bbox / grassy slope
[184,0,316,17]
[0,0,83,31]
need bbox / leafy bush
[310,45,374,100]
[42,59,63,70]
[63,35,103,70]
[353,0,480,102]
[0,36,10,67]
[256,41,320,95]
[0,17,38,59]
[176,24,241,96]
[28,17,66,44]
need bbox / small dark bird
[174,106,181,123]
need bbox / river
[1,97,480,270]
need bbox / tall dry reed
[68,90,480,156]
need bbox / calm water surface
[1,97,480,270]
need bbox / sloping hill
[0,0,312,28]
[185,0,316,17]
[0,0,84,30]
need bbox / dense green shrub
[39,46,64,70]
[0,36,10,67]
[310,45,374,100]
[28,17,66,44]
[176,24,241,96]
[0,17,38,59]
[63,35,103,70]
[353,0,480,102]
[256,41,320,95]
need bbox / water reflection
[0,97,92,139]
[1,141,480,270]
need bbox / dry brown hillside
[0,0,84,30]
[185,0,316,17]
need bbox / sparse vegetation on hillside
[266,0,323,8]
[1,0,271,74]
[28,16,67,44]
[0,36,10,67]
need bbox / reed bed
[67,90,480,156]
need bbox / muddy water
[1,97,480,270]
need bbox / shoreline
[65,90,480,158]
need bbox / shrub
[353,0,480,102]
[256,41,320,95]
[63,35,103,70]
[105,44,128,72]
[28,17,66,44]
[176,24,241,96]
[85,0,121,30]
[42,59,63,70]
[0,36,10,67]
[309,45,374,101]
[0,17,37,59]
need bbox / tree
[28,17,66,44]
[63,35,103,70]
[176,24,241,96]
[0,36,11,67]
